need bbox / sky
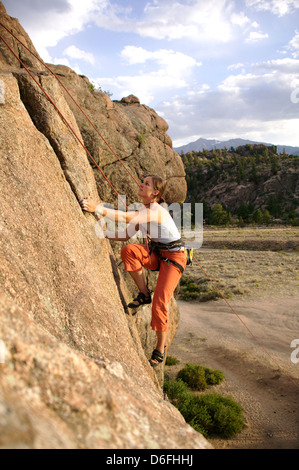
[2,0,299,147]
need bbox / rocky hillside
[0,3,210,449]
[181,144,299,225]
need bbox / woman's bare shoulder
[150,203,171,223]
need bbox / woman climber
[80,175,186,367]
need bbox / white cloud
[95,73,189,104]
[218,72,264,92]
[63,45,95,65]
[52,56,72,67]
[246,31,269,43]
[95,46,202,104]
[94,0,235,43]
[172,118,299,148]
[230,12,251,27]
[4,0,298,148]
[246,0,299,16]
[159,57,299,147]
[286,30,299,58]
[4,0,105,61]
[251,57,299,74]
[228,62,245,70]
[120,46,150,65]
[121,46,201,70]
[3,0,244,66]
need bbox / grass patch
[200,226,299,252]
[179,276,222,302]
[178,241,299,302]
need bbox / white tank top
[140,203,183,250]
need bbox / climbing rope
[1,23,298,389]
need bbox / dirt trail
[168,296,299,449]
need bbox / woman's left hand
[80,197,97,213]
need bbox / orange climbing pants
[121,244,186,332]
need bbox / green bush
[180,392,245,438]
[165,355,179,366]
[181,291,199,300]
[204,367,225,385]
[199,289,221,302]
[137,132,148,145]
[185,282,198,292]
[177,363,207,391]
[176,363,224,390]
[163,378,189,407]
[179,277,199,300]
[179,276,224,302]
[163,375,245,438]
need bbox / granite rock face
[46,64,187,206]
[0,3,211,449]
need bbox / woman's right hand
[80,197,97,212]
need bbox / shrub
[88,83,95,92]
[163,378,189,407]
[165,355,179,366]
[181,291,199,300]
[137,132,148,145]
[204,367,225,385]
[185,282,198,292]
[179,277,199,300]
[163,376,245,438]
[177,363,207,391]
[181,392,245,438]
[176,363,225,390]
[199,289,221,302]
[179,276,223,302]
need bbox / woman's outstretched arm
[80,198,161,224]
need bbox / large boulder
[0,3,211,449]
[0,70,210,449]
[43,64,187,205]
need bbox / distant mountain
[174,137,299,156]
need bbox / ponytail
[146,175,166,205]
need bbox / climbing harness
[148,238,193,274]
[1,22,298,390]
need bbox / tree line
[180,144,299,226]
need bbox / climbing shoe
[127,291,152,309]
[149,348,165,367]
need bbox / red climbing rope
[1,22,298,390]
